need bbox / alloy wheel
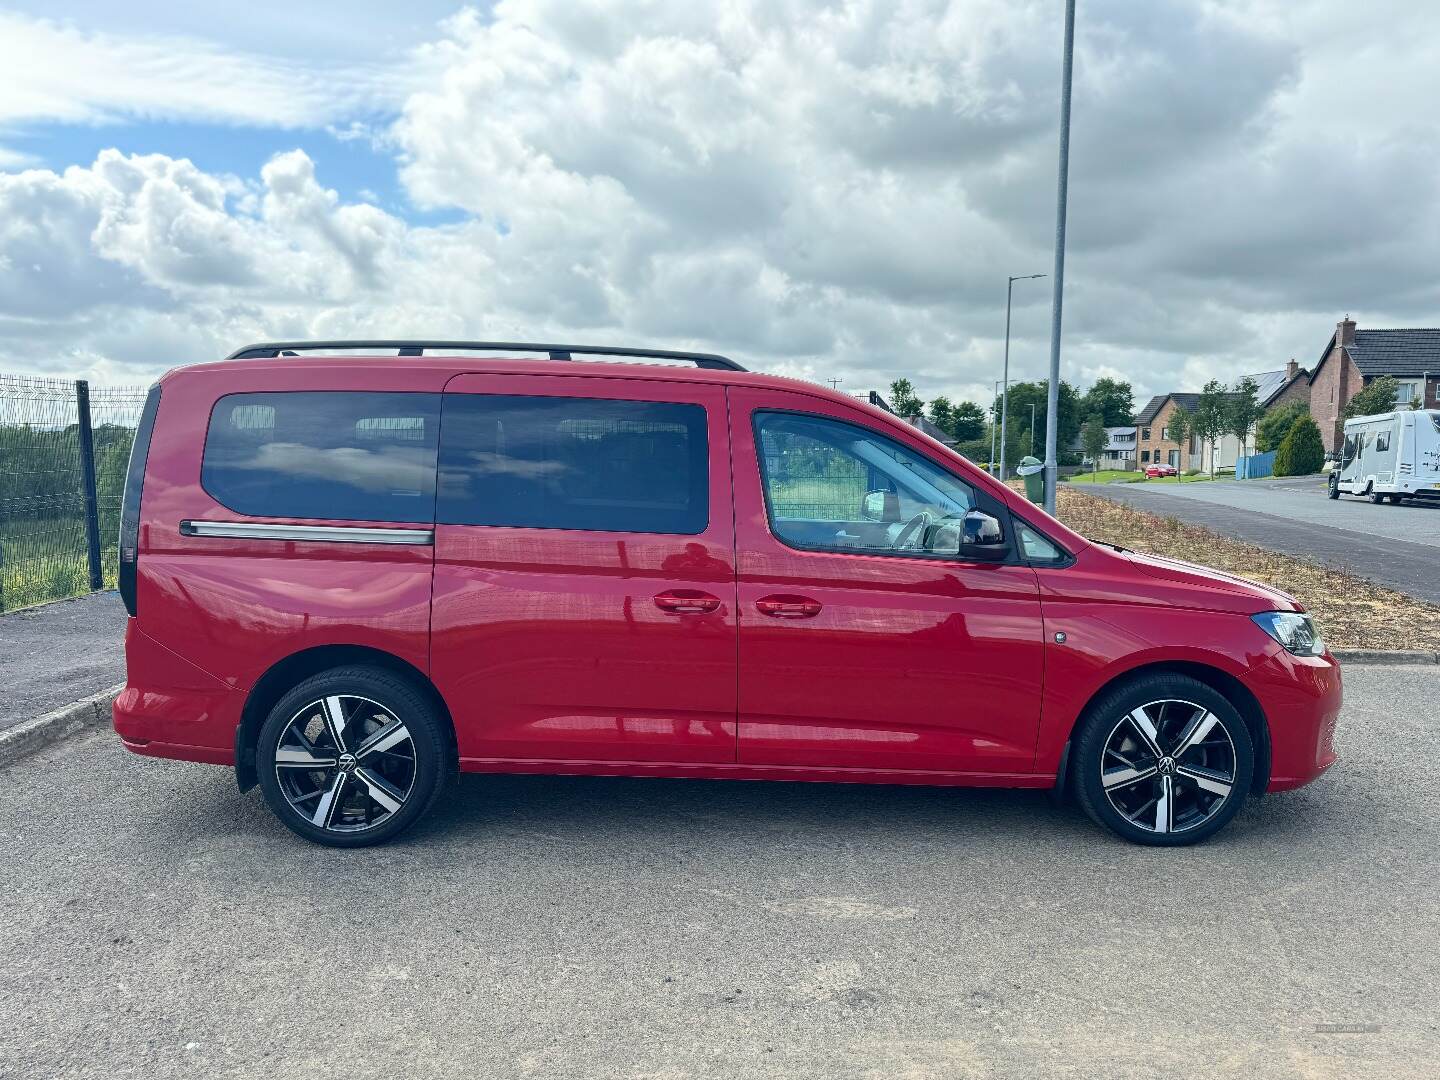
[1100,698,1238,835]
[273,695,416,833]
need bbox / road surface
[2,664,1435,1079]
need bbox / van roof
[1344,409,1439,426]
[164,347,870,411]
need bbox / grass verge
[1055,486,1440,651]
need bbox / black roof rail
[224,340,746,371]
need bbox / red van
[113,341,1341,848]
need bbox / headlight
[1251,611,1326,657]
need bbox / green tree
[1080,414,1107,479]
[1255,400,1308,453]
[1168,406,1192,471]
[1191,380,1229,477]
[950,400,986,442]
[1226,376,1265,459]
[997,379,1082,458]
[1344,375,1400,419]
[1079,378,1135,427]
[927,395,955,435]
[889,378,924,418]
[1274,415,1325,476]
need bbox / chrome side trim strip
[179,521,433,545]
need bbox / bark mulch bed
[1052,486,1440,651]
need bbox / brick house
[1307,318,1440,454]
[1133,363,1304,470]
[1135,394,1200,469]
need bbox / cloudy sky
[1,0,1437,408]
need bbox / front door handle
[755,594,823,619]
[654,590,721,615]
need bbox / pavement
[2,664,1436,1079]
[1079,476,1440,604]
[0,591,126,732]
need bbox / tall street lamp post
[1042,0,1077,514]
[1000,273,1046,481]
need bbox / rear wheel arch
[235,645,457,792]
[1059,660,1271,798]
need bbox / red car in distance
[1145,462,1179,478]
[113,340,1341,847]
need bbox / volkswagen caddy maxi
[114,341,1341,847]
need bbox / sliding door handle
[654,590,721,615]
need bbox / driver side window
[755,411,975,556]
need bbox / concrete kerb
[0,683,124,768]
[1330,649,1439,666]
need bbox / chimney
[1336,316,1357,348]
[1285,358,1299,379]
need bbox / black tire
[255,666,449,848]
[1367,484,1384,504]
[1327,474,1340,500]
[1072,673,1254,847]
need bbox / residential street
[1080,477,1440,604]
[2,665,1436,1079]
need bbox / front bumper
[1240,646,1342,792]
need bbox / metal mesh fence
[0,375,147,612]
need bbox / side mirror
[860,490,901,523]
[957,509,1006,561]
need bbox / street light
[989,379,1002,474]
[1042,0,1077,514]
[1000,273,1046,482]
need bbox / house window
[1161,426,1169,440]
[1396,381,1419,404]
[1141,427,1151,440]
[1141,450,1150,463]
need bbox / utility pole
[1042,0,1077,515]
[827,377,843,390]
[989,379,1001,475]
[1000,273,1046,481]
[1030,402,1037,455]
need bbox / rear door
[431,374,737,765]
[729,386,1046,775]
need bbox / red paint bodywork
[115,355,1341,797]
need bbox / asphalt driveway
[1080,476,1440,604]
[2,664,1436,1079]
[0,591,126,732]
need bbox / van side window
[753,411,974,557]
[437,395,708,534]
[202,392,440,522]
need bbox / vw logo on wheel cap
[1156,756,1177,776]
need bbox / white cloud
[1,0,1439,407]
[0,12,406,129]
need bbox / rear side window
[437,395,707,534]
[202,392,440,522]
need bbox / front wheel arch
[1058,660,1271,799]
[235,645,457,793]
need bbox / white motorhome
[1329,409,1440,504]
